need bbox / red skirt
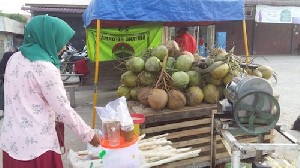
[3,150,63,168]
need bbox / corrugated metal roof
[245,0,300,6]
[21,6,85,14]
[24,3,87,9]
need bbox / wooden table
[128,101,218,167]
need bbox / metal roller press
[218,76,280,134]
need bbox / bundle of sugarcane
[139,134,201,168]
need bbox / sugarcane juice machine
[211,75,300,168]
[218,76,279,134]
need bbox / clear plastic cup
[106,121,121,146]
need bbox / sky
[0,0,91,14]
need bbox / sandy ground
[0,55,300,167]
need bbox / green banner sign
[86,23,163,62]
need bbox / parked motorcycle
[60,44,88,82]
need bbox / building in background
[22,3,87,51]
[216,0,300,55]
[0,16,25,59]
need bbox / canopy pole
[92,20,101,128]
[242,20,250,64]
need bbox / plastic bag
[96,96,134,140]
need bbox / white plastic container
[101,136,139,168]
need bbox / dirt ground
[0,55,300,167]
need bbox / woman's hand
[89,133,100,147]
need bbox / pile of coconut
[117,41,274,111]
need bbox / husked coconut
[137,87,152,106]
[166,40,180,57]
[148,89,168,110]
[167,90,186,109]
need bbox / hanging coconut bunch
[116,41,217,109]
[117,43,276,109]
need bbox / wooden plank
[131,103,217,124]
[239,134,273,143]
[167,127,211,139]
[172,137,209,148]
[143,118,211,134]
[172,135,222,148]
[162,151,230,168]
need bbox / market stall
[79,0,267,167]
[82,0,246,128]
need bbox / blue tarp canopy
[83,0,245,27]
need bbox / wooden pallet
[128,101,274,168]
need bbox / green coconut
[181,51,195,62]
[130,88,139,100]
[218,85,225,99]
[139,71,157,86]
[152,45,168,61]
[223,73,234,85]
[117,85,131,99]
[166,40,180,57]
[137,87,152,106]
[166,57,176,69]
[172,71,190,89]
[148,89,168,110]
[145,56,162,73]
[167,90,186,110]
[205,58,214,66]
[175,55,193,71]
[257,65,273,79]
[121,71,137,87]
[187,71,201,86]
[210,63,229,79]
[203,84,220,104]
[186,86,204,106]
[206,74,222,86]
[128,57,145,73]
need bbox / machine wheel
[233,91,280,134]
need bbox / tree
[0,12,27,23]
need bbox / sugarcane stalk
[141,149,201,167]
